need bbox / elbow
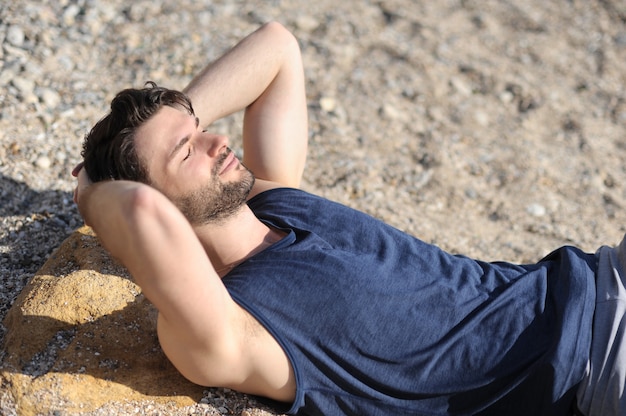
[120,184,160,220]
[96,184,165,243]
[261,21,290,36]
[104,185,184,260]
[119,185,178,234]
[122,184,192,237]
[80,182,167,261]
[80,181,160,232]
[261,21,300,51]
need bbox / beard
[173,150,255,225]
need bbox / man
[73,22,623,416]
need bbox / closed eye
[183,147,191,161]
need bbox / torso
[220,187,598,415]
[219,179,296,401]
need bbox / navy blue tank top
[223,188,596,415]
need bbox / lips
[218,151,237,175]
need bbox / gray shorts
[576,236,626,416]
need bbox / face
[133,106,254,225]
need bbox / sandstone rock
[0,226,206,415]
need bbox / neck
[192,204,283,277]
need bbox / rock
[62,4,81,26]
[449,76,473,97]
[319,96,336,113]
[11,78,36,103]
[35,155,52,169]
[294,15,320,32]
[6,25,25,47]
[474,110,489,127]
[0,226,206,415]
[380,103,402,120]
[526,203,547,217]
[39,87,62,108]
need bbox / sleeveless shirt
[222,188,596,416]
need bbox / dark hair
[81,81,194,183]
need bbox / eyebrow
[168,117,199,161]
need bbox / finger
[72,161,85,177]
[77,167,92,187]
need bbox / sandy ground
[2,0,626,414]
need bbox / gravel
[0,0,252,346]
[2,0,626,414]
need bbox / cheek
[179,165,217,191]
[157,159,217,198]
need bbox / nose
[202,132,229,158]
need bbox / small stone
[465,188,478,199]
[6,25,25,47]
[24,61,44,79]
[10,142,20,155]
[55,150,67,162]
[319,96,336,112]
[527,203,546,217]
[428,106,445,122]
[11,78,35,97]
[450,76,472,96]
[474,110,489,127]
[36,156,52,169]
[499,90,514,103]
[40,88,62,108]
[295,15,320,32]
[63,4,81,26]
[381,103,401,120]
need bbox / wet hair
[81,81,194,183]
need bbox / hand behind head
[72,162,93,207]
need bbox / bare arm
[71,23,305,395]
[183,21,308,189]
[76,176,243,384]
[77,178,229,331]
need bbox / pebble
[319,96,336,112]
[474,110,489,127]
[295,15,320,32]
[62,4,81,26]
[450,76,473,96]
[11,77,35,97]
[499,90,515,103]
[381,103,401,120]
[526,203,547,217]
[36,155,52,169]
[40,88,62,108]
[6,25,25,47]
[13,79,39,104]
